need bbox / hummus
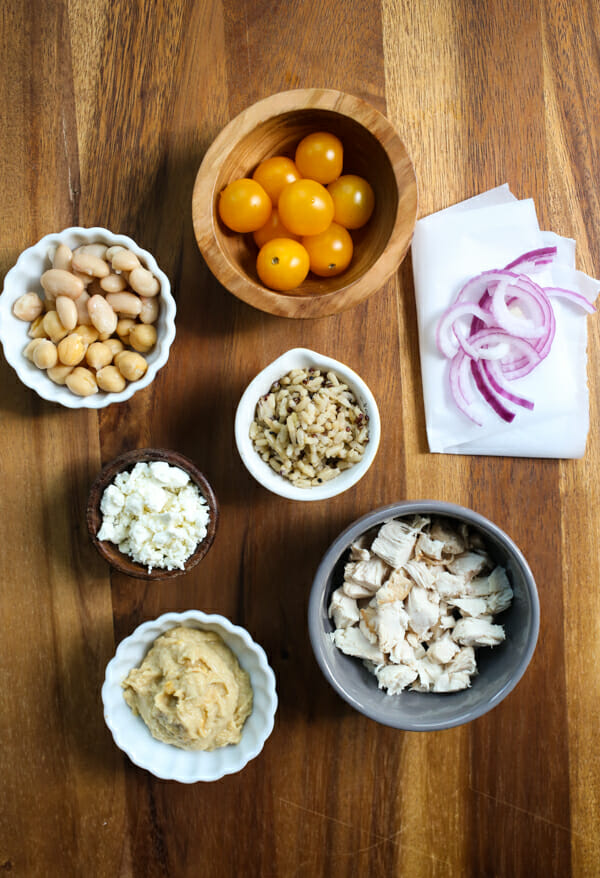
[122,626,253,751]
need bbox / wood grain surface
[1,1,599,876]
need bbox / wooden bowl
[86,448,218,580]
[192,89,418,318]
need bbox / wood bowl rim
[192,88,418,318]
[86,448,219,581]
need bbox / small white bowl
[0,226,176,408]
[102,610,278,782]
[234,347,381,501]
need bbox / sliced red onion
[482,359,535,410]
[470,360,515,423]
[545,286,596,313]
[435,302,493,357]
[490,277,547,339]
[504,246,557,272]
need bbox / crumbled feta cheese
[97,461,210,571]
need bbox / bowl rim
[234,347,381,501]
[102,609,278,782]
[86,448,219,580]
[308,500,540,731]
[0,226,176,409]
[192,88,418,318]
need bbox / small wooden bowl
[192,89,418,318]
[86,448,218,580]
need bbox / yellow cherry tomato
[301,223,354,277]
[294,131,343,184]
[252,156,301,205]
[253,208,300,248]
[278,179,335,236]
[327,174,375,229]
[256,238,310,292]
[218,178,272,233]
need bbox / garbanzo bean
[103,337,124,358]
[74,324,99,347]
[28,315,47,338]
[86,341,113,370]
[65,366,98,397]
[116,318,136,343]
[96,364,126,393]
[24,338,46,361]
[47,364,74,385]
[57,333,86,366]
[42,310,69,343]
[56,295,78,331]
[13,292,44,322]
[129,323,157,353]
[115,350,148,382]
[32,339,58,370]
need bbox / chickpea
[129,323,157,353]
[96,365,127,393]
[57,333,86,366]
[65,366,98,397]
[13,292,44,322]
[42,310,69,343]
[103,337,124,359]
[74,324,99,347]
[115,350,148,382]
[32,339,58,370]
[116,318,136,343]
[86,341,113,370]
[23,338,46,361]
[47,364,74,385]
[28,315,47,338]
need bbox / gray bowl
[308,500,540,731]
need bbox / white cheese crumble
[97,461,210,572]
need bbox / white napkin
[411,185,599,458]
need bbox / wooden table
[2,1,599,875]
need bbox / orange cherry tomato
[253,208,300,248]
[327,174,375,229]
[278,179,335,236]
[294,131,343,184]
[301,223,354,277]
[252,156,301,205]
[256,238,310,292]
[218,178,272,233]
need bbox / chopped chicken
[372,601,409,656]
[406,586,440,638]
[448,646,477,675]
[343,557,388,598]
[376,663,418,694]
[433,671,472,692]
[359,606,379,644]
[388,636,420,668]
[376,568,413,603]
[411,654,444,691]
[448,596,489,618]
[330,627,384,663]
[371,520,420,568]
[447,551,489,580]
[415,532,445,561]
[434,570,469,599]
[328,588,360,629]
[469,566,512,597]
[426,632,459,665]
[349,536,371,562]
[429,519,466,555]
[452,617,505,648]
[403,559,436,590]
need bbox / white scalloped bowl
[102,610,278,782]
[0,227,176,408]
[234,348,381,501]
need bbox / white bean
[111,249,141,272]
[71,252,110,278]
[13,292,44,322]
[56,296,78,331]
[105,292,142,317]
[41,269,84,300]
[53,244,73,271]
[128,267,160,297]
[139,296,159,324]
[87,295,117,335]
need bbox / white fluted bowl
[0,226,176,408]
[102,610,278,782]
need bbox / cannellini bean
[105,291,142,317]
[86,341,113,370]
[116,318,136,343]
[71,270,96,287]
[57,334,86,366]
[71,251,110,278]
[128,266,160,297]
[56,295,78,331]
[103,337,124,358]
[28,315,47,338]
[105,245,126,261]
[87,294,117,335]
[41,268,84,300]
[24,338,46,361]
[47,364,74,385]
[32,339,58,370]
[100,273,127,293]
[74,324,99,347]
[74,290,92,325]
[13,292,44,322]
[66,367,98,397]
[115,350,148,381]
[53,244,73,271]
[111,249,140,272]
[42,310,69,343]
[73,243,108,260]
[139,296,159,324]
[96,365,127,393]
[129,323,157,353]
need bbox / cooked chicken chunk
[328,588,360,629]
[406,586,440,638]
[376,663,418,694]
[447,551,489,580]
[343,557,388,598]
[371,520,419,568]
[372,601,409,656]
[376,568,413,603]
[452,617,505,648]
[426,632,460,665]
[429,520,466,555]
[331,627,385,663]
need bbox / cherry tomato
[256,238,310,292]
[278,179,334,236]
[252,156,301,205]
[218,178,272,233]
[327,174,375,229]
[301,223,354,277]
[253,208,300,248]
[294,131,343,184]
